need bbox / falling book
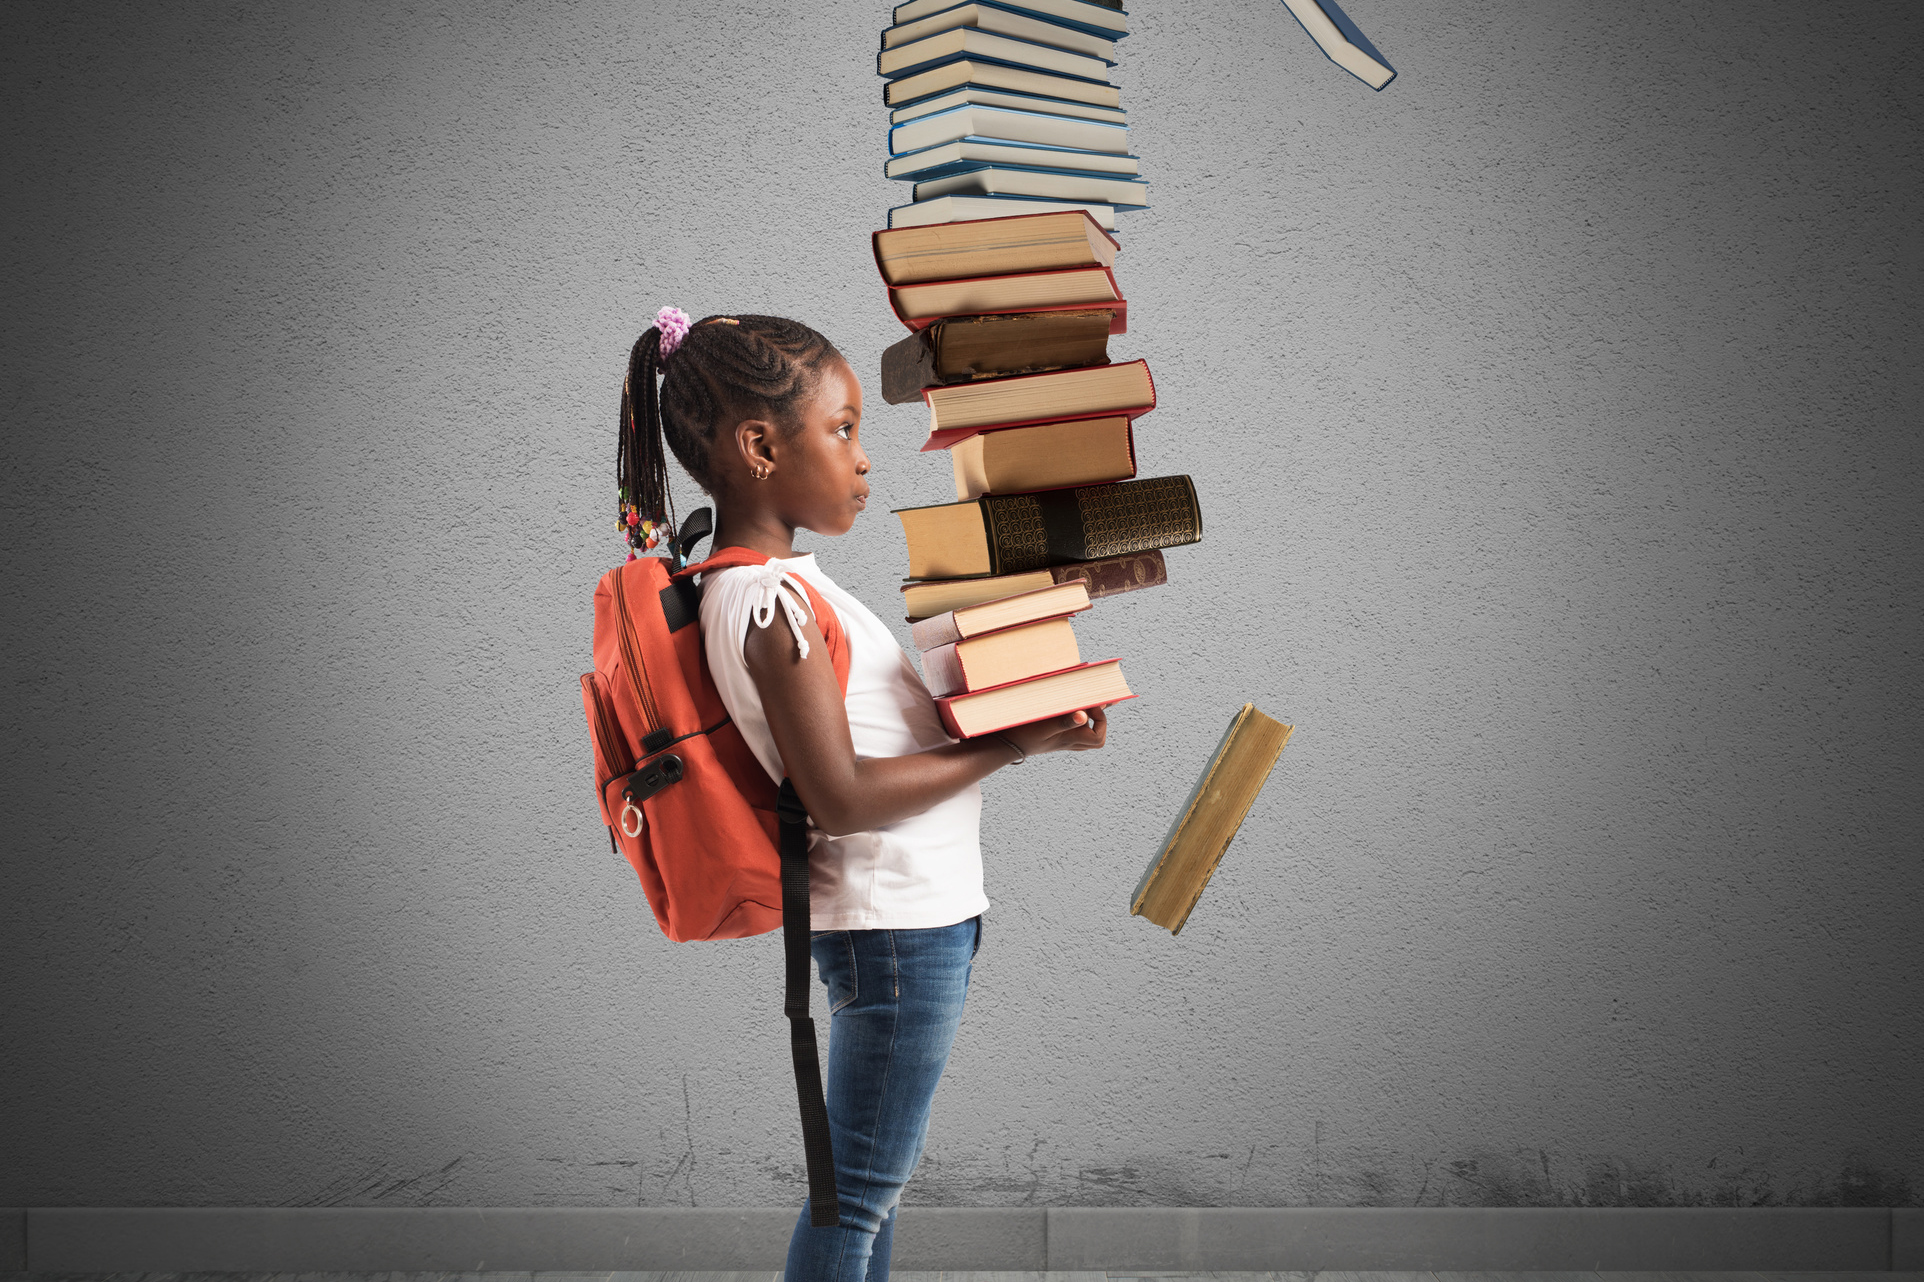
[936,658,1133,738]
[885,60,1123,110]
[951,415,1135,499]
[920,614,1083,697]
[895,474,1200,580]
[902,548,1166,619]
[890,104,1131,155]
[888,195,1118,232]
[879,28,1113,84]
[884,3,1120,61]
[880,310,1114,404]
[887,138,1140,182]
[1131,704,1295,934]
[892,0,1128,38]
[874,208,1118,286]
[1277,0,1396,90]
[890,266,1125,334]
[921,357,1153,449]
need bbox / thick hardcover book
[888,138,1139,182]
[879,27,1113,83]
[920,614,1083,697]
[1278,0,1395,90]
[1132,704,1294,934]
[951,415,1134,498]
[873,208,1117,286]
[885,59,1123,110]
[921,356,1152,449]
[889,194,1118,232]
[914,162,1149,207]
[901,548,1166,619]
[894,0,1128,37]
[884,2,1119,60]
[935,657,1134,738]
[909,579,1092,651]
[893,86,1128,127]
[895,474,1200,580]
[880,309,1114,403]
[891,104,1130,157]
[889,265,1127,336]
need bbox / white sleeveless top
[699,553,988,931]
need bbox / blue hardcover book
[887,136,1140,181]
[892,85,1128,127]
[887,0,1131,46]
[912,159,1149,206]
[879,26,1115,83]
[890,103,1130,156]
[893,0,1128,38]
[1278,0,1395,89]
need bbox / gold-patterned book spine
[981,474,1201,574]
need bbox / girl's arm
[745,610,1105,836]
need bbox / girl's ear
[732,417,778,479]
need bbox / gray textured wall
[4,0,1920,1213]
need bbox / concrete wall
[3,0,1918,1214]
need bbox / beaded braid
[616,312,842,555]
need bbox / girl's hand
[1000,706,1109,760]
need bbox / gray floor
[5,1271,1923,1282]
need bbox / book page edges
[1165,719,1293,934]
[1131,703,1251,918]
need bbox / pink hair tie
[656,306,692,359]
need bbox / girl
[617,307,1109,1282]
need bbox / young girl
[618,307,1109,1281]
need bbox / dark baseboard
[5,1204,1916,1272]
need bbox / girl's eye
[836,424,852,439]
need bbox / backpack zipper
[610,563,664,735]
[581,672,634,784]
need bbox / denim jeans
[782,914,982,1282]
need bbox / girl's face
[769,356,870,537]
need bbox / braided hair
[617,313,843,552]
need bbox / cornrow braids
[615,313,843,554]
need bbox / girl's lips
[854,494,868,509]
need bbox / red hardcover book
[920,358,1155,451]
[888,265,1129,335]
[935,658,1135,739]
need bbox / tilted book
[909,579,1092,651]
[914,161,1149,207]
[888,194,1119,232]
[901,548,1166,619]
[935,657,1134,738]
[887,137,1140,182]
[883,3,1120,61]
[888,265,1126,334]
[920,614,1083,697]
[879,27,1114,83]
[890,102,1131,155]
[885,60,1124,110]
[920,356,1152,449]
[1277,0,1396,90]
[873,208,1118,286]
[892,87,1128,127]
[880,310,1115,404]
[895,474,1200,580]
[1131,704,1295,934]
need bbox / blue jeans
[783,914,982,1282]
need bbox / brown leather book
[880,310,1115,404]
[950,416,1135,499]
[1132,705,1295,934]
[894,474,1200,581]
[872,209,1118,287]
[900,549,1167,620]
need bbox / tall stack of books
[871,208,1202,738]
[878,0,1145,232]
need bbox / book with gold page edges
[1131,703,1294,934]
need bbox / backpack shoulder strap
[678,547,851,696]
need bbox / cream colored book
[1132,704,1294,934]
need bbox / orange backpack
[579,507,849,1225]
